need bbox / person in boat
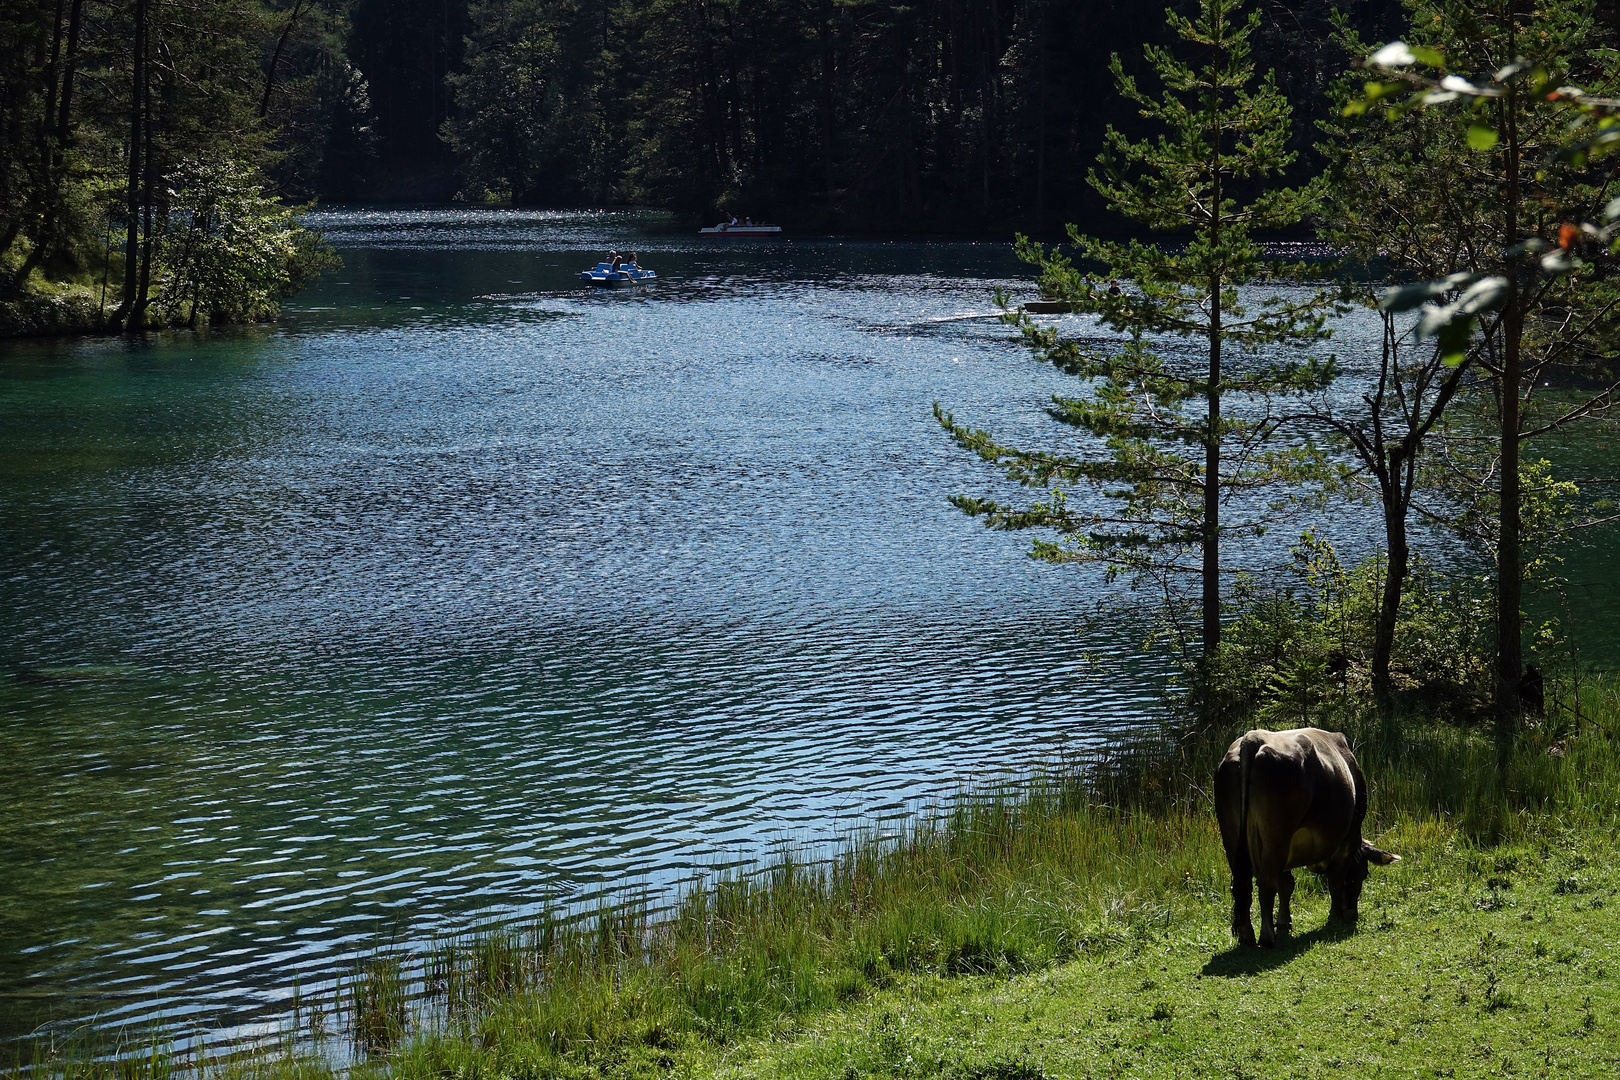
[610,252,623,272]
[1107,279,1122,296]
[624,252,638,269]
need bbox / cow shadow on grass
[1199,920,1357,977]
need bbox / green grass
[704,830,1620,1080]
[12,687,1620,1080]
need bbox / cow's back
[1218,727,1390,946]
[1219,728,1365,871]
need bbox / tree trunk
[13,0,86,294]
[133,11,159,327]
[1495,71,1524,746]
[10,225,51,295]
[56,0,84,144]
[0,221,21,267]
[135,162,155,322]
[1497,300,1524,739]
[1372,475,1409,705]
[7,1,67,294]
[1202,69,1224,664]
[260,0,310,120]
[42,0,65,145]
[120,0,147,326]
[1204,285,1222,659]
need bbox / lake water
[4,208,1615,1051]
[0,210,1178,1047]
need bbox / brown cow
[1214,728,1399,947]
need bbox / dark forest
[1,0,1422,244]
[311,0,1407,230]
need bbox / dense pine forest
[418,0,1406,229]
[1,0,1418,266]
[1,0,1616,324]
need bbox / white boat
[700,222,783,237]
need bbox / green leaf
[1414,276,1509,362]
[1455,277,1508,316]
[1466,125,1499,151]
[1409,45,1445,67]
[1379,272,1476,313]
[1494,59,1532,83]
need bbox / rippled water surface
[2,210,1183,1044]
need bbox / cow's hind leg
[1255,848,1290,948]
[1256,875,1278,948]
[1276,870,1295,939]
[1230,863,1255,947]
[1215,752,1255,947]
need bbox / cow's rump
[1215,727,1398,947]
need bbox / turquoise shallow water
[0,210,1173,1046]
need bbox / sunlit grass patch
[719,833,1620,1080]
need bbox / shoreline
[11,697,1620,1079]
[0,290,285,341]
[0,292,117,340]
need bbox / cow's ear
[1365,845,1399,866]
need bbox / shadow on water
[1200,919,1357,977]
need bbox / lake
[3,207,1614,1051]
[0,210,1177,1048]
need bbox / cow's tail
[1238,733,1260,870]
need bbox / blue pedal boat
[578,262,657,287]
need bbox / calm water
[1,210,1175,1046]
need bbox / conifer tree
[938,0,1340,672]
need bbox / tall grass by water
[13,683,1620,1080]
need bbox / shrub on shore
[0,290,114,338]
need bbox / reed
[348,957,409,1055]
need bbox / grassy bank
[713,840,1620,1079]
[16,689,1620,1080]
